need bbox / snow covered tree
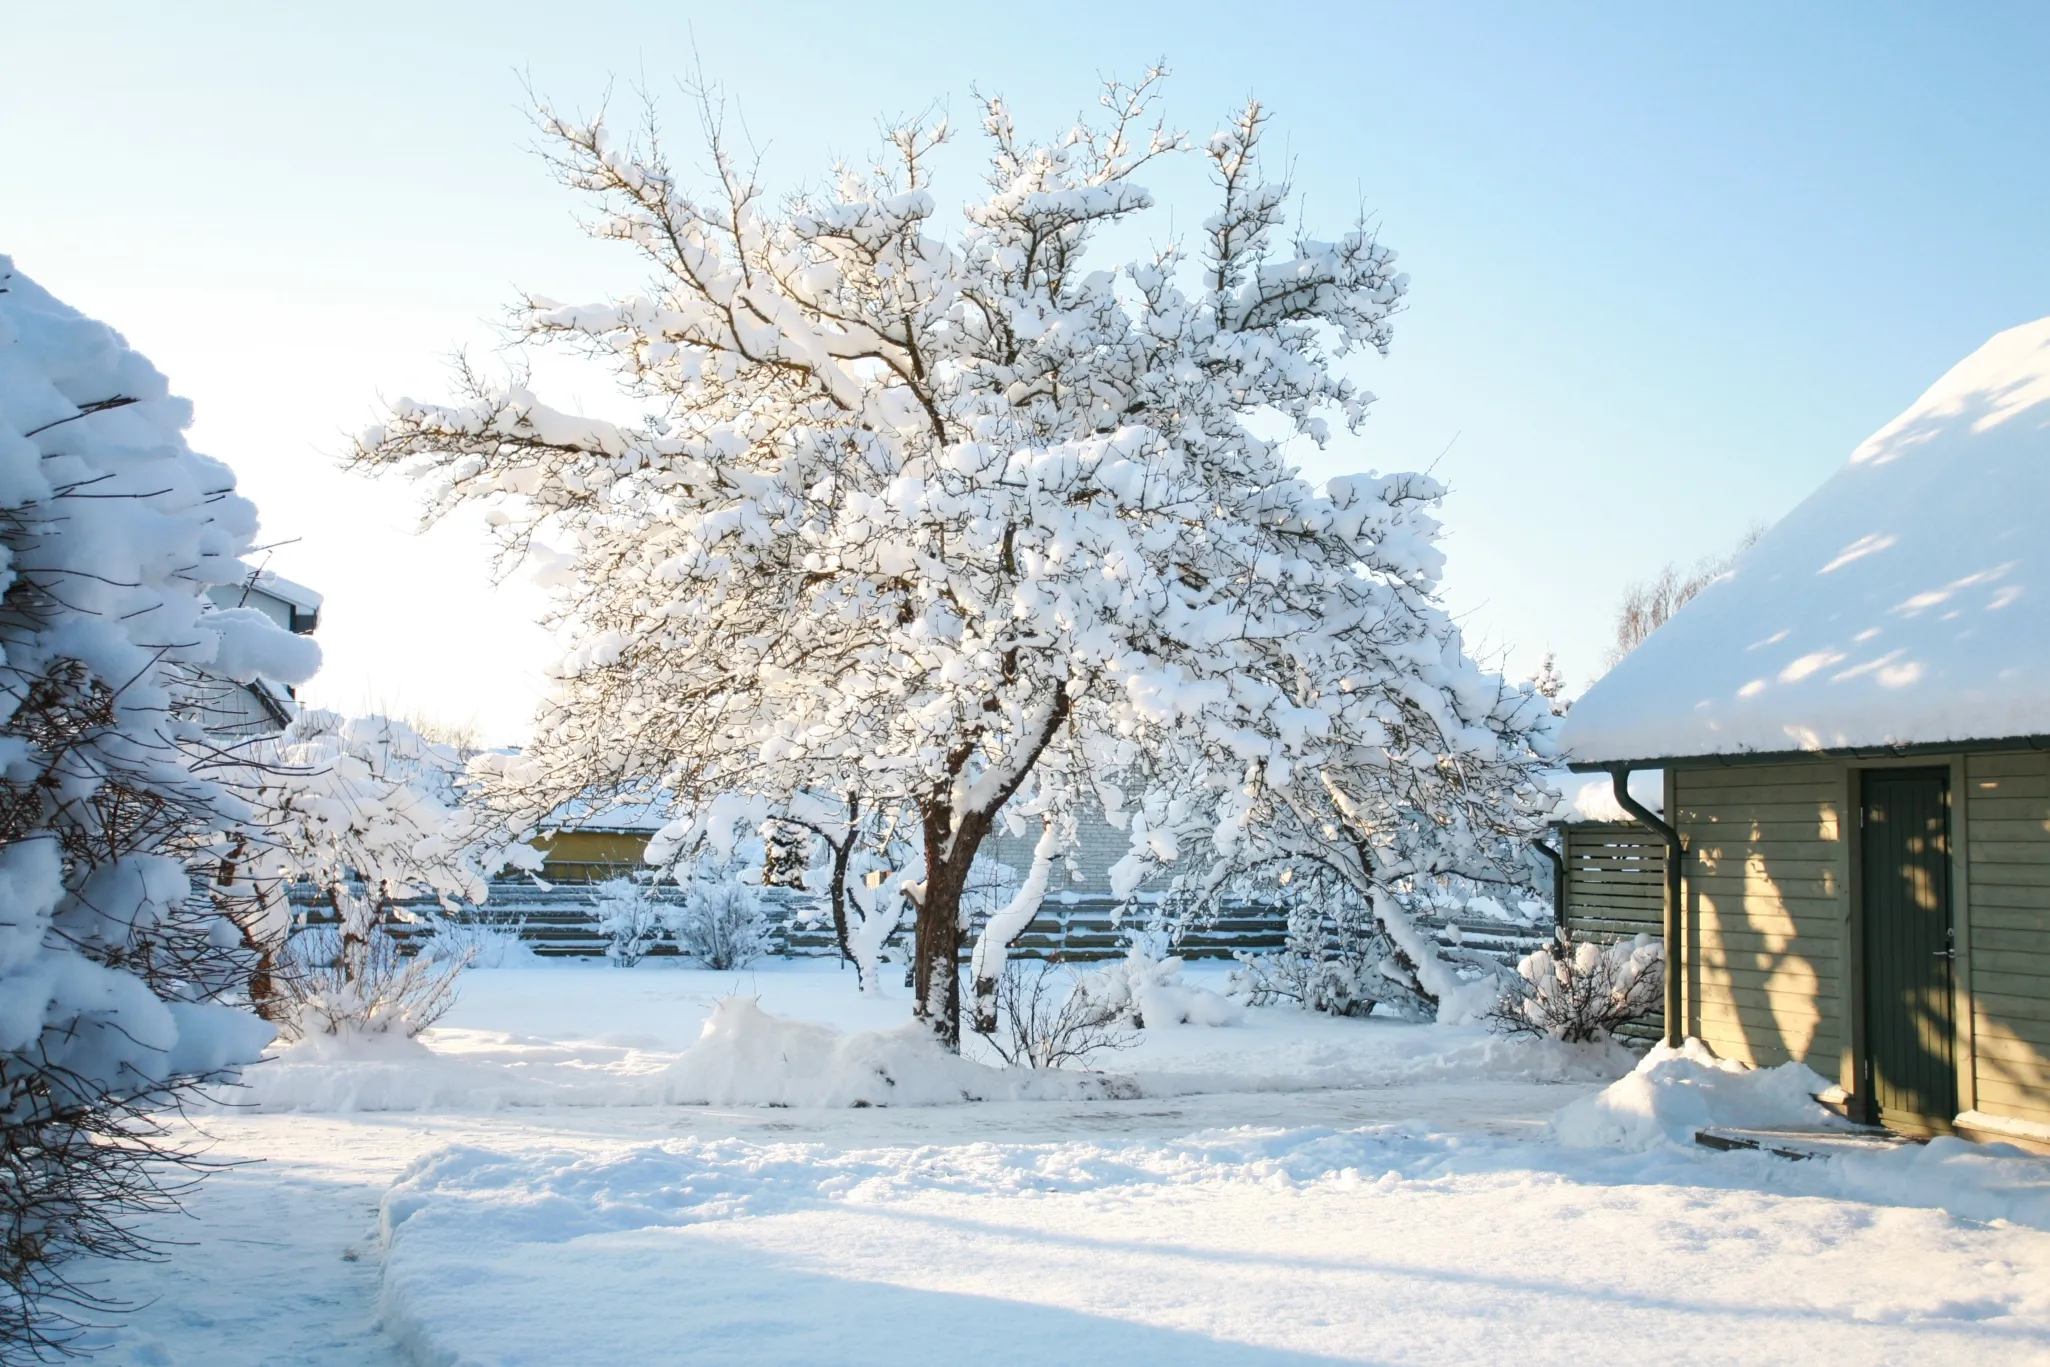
[242,709,539,1036]
[1129,610,1564,1023]
[0,260,317,1356]
[748,791,918,995]
[1531,651,1568,714]
[354,70,1552,1047]
[1607,524,1765,666]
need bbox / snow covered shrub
[671,878,770,970]
[247,710,537,1039]
[0,261,314,1357]
[1491,933,1664,1044]
[658,793,918,996]
[976,961,1133,1070]
[1229,879,1433,1018]
[591,877,667,966]
[357,69,1556,1052]
[281,892,469,1038]
[1075,949,1242,1028]
[423,915,533,970]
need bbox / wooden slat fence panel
[1561,821,1666,1043]
[288,883,1547,970]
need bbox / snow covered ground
[75,961,2050,1366]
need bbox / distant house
[531,795,671,883]
[1558,317,2050,1149]
[200,571,322,737]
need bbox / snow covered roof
[543,791,673,833]
[1540,767,1664,821]
[253,570,323,612]
[1561,316,2050,766]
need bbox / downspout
[1532,832,1565,935]
[1609,765,1684,1049]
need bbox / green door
[1860,768,1958,1124]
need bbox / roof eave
[1565,731,2050,773]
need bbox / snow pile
[234,1014,1631,1112]
[236,996,1129,1111]
[229,989,1632,1114]
[1551,1037,1850,1150]
[1120,1022,1636,1099]
[223,1028,678,1112]
[1564,315,2050,762]
[1826,1135,2050,1232]
[663,997,1125,1106]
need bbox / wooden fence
[1558,820,1667,1043]
[288,881,1548,969]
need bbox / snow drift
[228,974,1634,1113]
[236,996,1130,1111]
[660,997,1129,1106]
[1551,1037,1851,1150]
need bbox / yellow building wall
[1964,751,2050,1129]
[534,829,655,878]
[1673,761,1848,1075]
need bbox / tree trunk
[216,839,282,1022]
[909,683,1073,1051]
[911,802,991,1052]
[970,820,1058,1034]
[827,834,854,966]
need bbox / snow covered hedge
[0,260,313,1356]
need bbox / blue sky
[6,2,2048,740]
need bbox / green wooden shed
[1557,317,2050,1149]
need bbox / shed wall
[1672,762,1848,1073]
[1964,751,2050,1128]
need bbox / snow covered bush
[246,710,538,1039]
[0,261,314,1357]
[1491,932,1664,1044]
[356,68,1555,1049]
[423,915,534,970]
[1076,948,1242,1028]
[671,878,770,970]
[281,892,467,1038]
[975,961,1132,1070]
[1228,875,1434,1018]
[1233,947,1375,1019]
[676,792,915,994]
[591,876,667,966]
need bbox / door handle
[1932,948,1956,960]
